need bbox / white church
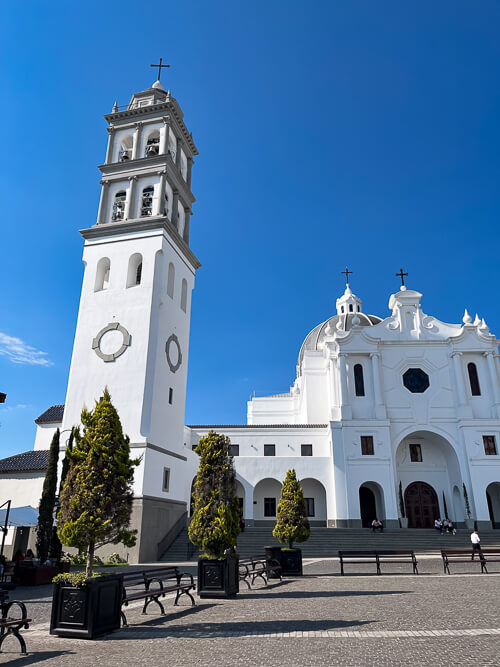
[1,76,500,562]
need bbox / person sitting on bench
[371,518,383,533]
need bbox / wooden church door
[404,482,439,528]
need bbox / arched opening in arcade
[359,482,386,527]
[486,482,500,529]
[299,478,328,526]
[396,430,464,528]
[253,478,282,525]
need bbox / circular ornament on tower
[92,322,131,362]
[166,334,182,373]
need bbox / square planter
[279,548,303,576]
[264,546,283,579]
[50,574,123,639]
[197,557,239,598]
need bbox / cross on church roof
[341,267,353,286]
[150,58,170,82]
[396,268,408,288]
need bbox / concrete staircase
[160,526,500,562]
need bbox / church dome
[297,312,382,374]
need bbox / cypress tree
[188,431,240,558]
[273,469,310,549]
[49,428,75,562]
[36,428,60,563]
[57,389,139,576]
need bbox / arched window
[140,186,154,217]
[167,262,175,298]
[145,130,160,157]
[181,279,188,312]
[468,362,481,396]
[112,191,126,221]
[118,135,133,162]
[95,257,110,292]
[354,363,365,397]
[126,253,143,288]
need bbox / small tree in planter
[188,431,241,597]
[51,390,139,638]
[272,469,310,575]
[36,428,60,564]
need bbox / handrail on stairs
[157,510,188,560]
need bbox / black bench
[441,549,500,574]
[121,566,195,626]
[238,555,282,589]
[0,590,31,654]
[339,550,418,575]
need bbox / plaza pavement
[0,557,499,666]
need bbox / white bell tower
[60,72,200,562]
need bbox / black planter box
[50,574,123,638]
[280,548,303,576]
[267,547,303,576]
[197,557,239,598]
[264,546,284,579]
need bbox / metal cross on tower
[396,268,408,287]
[341,267,353,286]
[150,58,171,82]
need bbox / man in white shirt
[471,529,482,560]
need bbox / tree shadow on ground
[114,618,373,638]
[0,651,74,666]
[239,589,412,600]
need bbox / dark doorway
[359,486,377,527]
[404,481,439,528]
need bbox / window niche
[94,257,111,292]
[409,443,423,462]
[468,362,481,396]
[483,435,497,456]
[264,497,276,517]
[112,191,126,221]
[140,186,154,217]
[126,253,143,288]
[167,262,175,298]
[360,436,374,456]
[162,467,170,492]
[301,444,313,456]
[181,279,188,313]
[354,364,365,397]
[264,444,276,457]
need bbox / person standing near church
[471,529,482,560]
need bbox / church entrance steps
[160,526,500,562]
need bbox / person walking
[471,529,482,560]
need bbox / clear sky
[1,1,500,456]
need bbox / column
[452,352,467,406]
[97,181,110,224]
[176,139,182,169]
[183,209,191,243]
[160,116,170,155]
[485,351,500,415]
[105,127,115,164]
[187,157,194,189]
[124,176,137,220]
[370,352,386,418]
[132,122,143,160]
[157,170,167,216]
[171,190,179,229]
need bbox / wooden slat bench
[441,549,500,574]
[238,555,282,589]
[339,550,418,575]
[0,590,31,655]
[121,566,195,626]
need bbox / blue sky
[1,1,500,456]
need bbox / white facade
[186,285,500,530]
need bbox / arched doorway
[404,481,439,528]
[359,482,386,527]
[359,487,376,527]
[486,483,500,529]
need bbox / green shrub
[188,431,240,558]
[273,469,310,549]
[52,572,102,587]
